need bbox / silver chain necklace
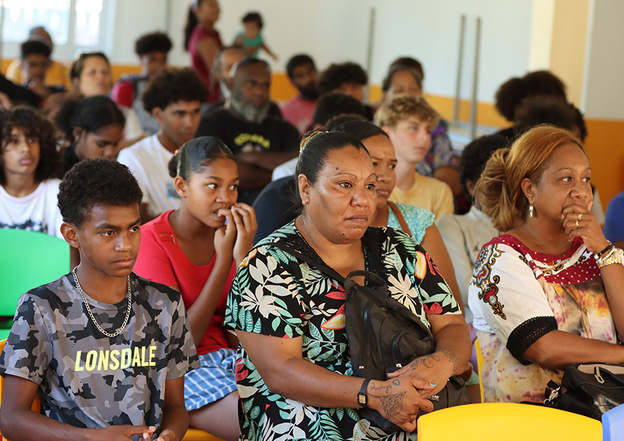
[71,267,132,338]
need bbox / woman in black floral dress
[225,131,471,440]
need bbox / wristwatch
[358,378,371,408]
[596,247,624,269]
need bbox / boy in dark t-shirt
[0,159,199,441]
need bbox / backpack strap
[388,201,412,236]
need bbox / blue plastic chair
[0,229,69,326]
[603,403,624,441]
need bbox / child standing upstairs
[233,12,277,60]
[0,106,63,238]
[0,159,199,441]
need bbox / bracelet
[597,247,624,269]
[594,242,614,260]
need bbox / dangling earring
[528,204,535,218]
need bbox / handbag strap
[273,241,346,283]
[388,201,412,236]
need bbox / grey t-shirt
[0,273,199,432]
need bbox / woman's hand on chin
[562,202,609,253]
[367,376,435,432]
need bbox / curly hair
[374,94,439,128]
[495,70,567,122]
[57,158,142,228]
[142,67,208,112]
[317,62,368,95]
[474,125,584,232]
[135,31,173,56]
[0,106,60,185]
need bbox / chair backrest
[0,339,41,441]
[0,229,69,316]
[417,403,602,441]
[602,403,624,441]
[474,338,485,402]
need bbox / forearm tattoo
[439,349,459,372]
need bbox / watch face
[358,394,366,405]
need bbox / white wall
[108,0,534,104]
[0,0,535,104]
[582,0,624,119]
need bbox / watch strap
[358,378,371,408]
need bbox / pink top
[188,26,223,102]
[134,210,236,355]
[280,95,317,135]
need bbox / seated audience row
[0,14,620,439]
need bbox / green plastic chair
[0,229,70,326]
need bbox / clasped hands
[366,351,455,433]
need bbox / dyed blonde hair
[374,94,439,129]
[475,124,585,232]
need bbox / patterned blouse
[224,222,461,441]
[469,234,616,403]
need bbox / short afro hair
[0,106,60,185]
[21,39,51,59]
[242,12,263,29]
[142,67,208,112]
[57,159,142,228]
[286,54,315,79]
[495,70,567,122]
[312,92,366,127]
[134,31,173,56]
[317,62,368,95]
[513,95,576,137]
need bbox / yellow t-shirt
[389,172,454,220]
[5,59,70,89]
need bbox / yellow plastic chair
[0,339,224,441]
[182,429,225,441]
[474,338,485,402]
[417,402,602,441]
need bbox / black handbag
[274,242,470,432]
[543,362,624,420]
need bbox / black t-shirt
[252,175,298,244]
[195,108,299,155]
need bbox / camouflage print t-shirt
[0,273,199,433]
